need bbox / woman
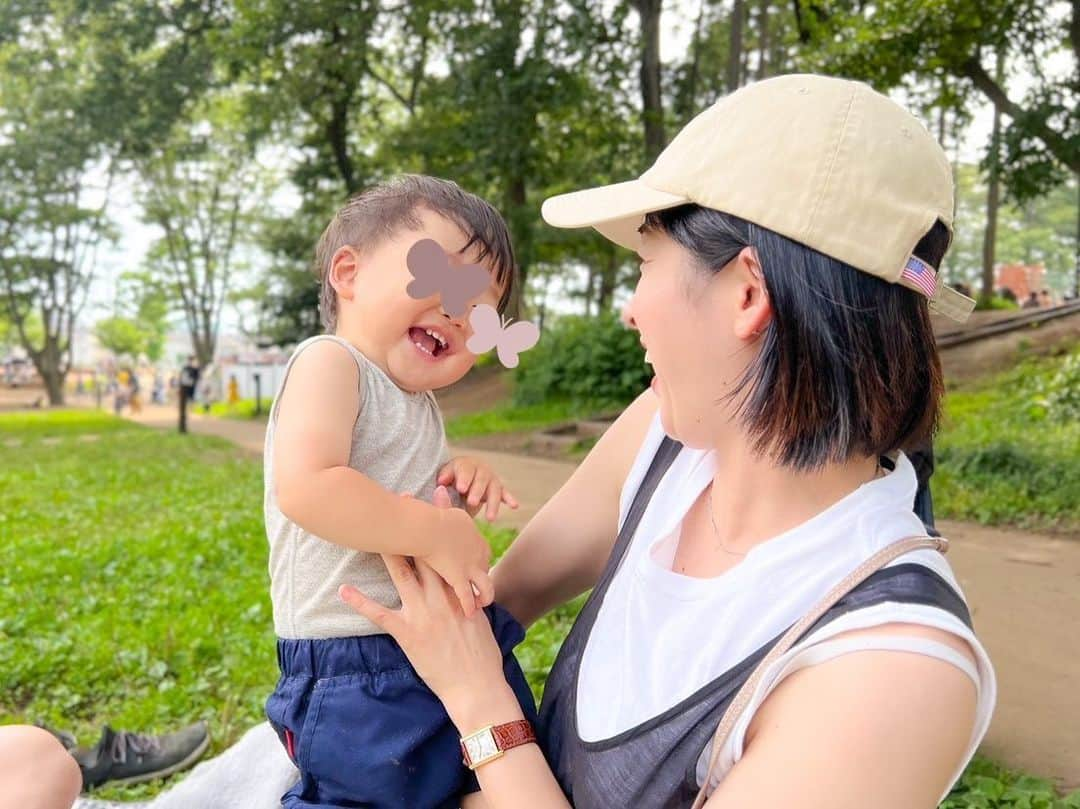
[338,74,995,808]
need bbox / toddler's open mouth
[408,325,452,360]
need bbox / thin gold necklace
[707,487,748,557]
[706,459,884,558]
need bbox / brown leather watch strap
[491,719,536,752]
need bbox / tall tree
[630,0,666,163]
[727,0,746,90]
[0,21,113,405]
[0,1,221,403]
[137,94,267,365]
[981,50,1007,302]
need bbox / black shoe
[34,721,77,752]
[73,722,210,789]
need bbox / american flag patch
[901,255,938,298]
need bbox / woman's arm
[492,388,658,626]
[704,624,980,809]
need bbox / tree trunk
[584,266,597,316]
[33,336,66,406]
[756,0,770,79]
[727,0,745,91]
[633,0,666,163]
[980,50,1005,304]
[597,245,619,311]
[1074,175,1080,298]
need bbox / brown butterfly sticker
[405,238,491,318]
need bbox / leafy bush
[935,349,1080,531]
[208,397,268,420]
[940,756,1080,808]
[512,311,649,407]
[974,295,1020,311]
[1034,352,1080,424]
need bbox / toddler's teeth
[644,349,652,364]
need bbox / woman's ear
[328,246,361,302]
[731,246,772,340]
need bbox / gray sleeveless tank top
[538,437,972,808]
[264,334,453,639]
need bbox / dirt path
[124,402,1080,791]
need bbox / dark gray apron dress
[537,437,971,808]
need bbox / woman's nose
[621,301,637,330]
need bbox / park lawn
[934,347,1080,532]
[0,409,573,800]
[207,398,269,421]
[2,409,1077,806]
[445,398,590,441]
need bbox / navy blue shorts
[265,603,538,809]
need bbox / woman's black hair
[641,205,948,471]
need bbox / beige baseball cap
[541,73,975,321]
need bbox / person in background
[178,356,200,433]
[127,369,142,415]
[227,374,241,408]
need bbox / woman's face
[622,227,768,450]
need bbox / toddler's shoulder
[278,337,366,414]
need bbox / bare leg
[461,792,491,809]
[0,725,81,809]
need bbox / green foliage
[94,316,152,360]
[0,410,582,799]
[797,0,1078,202]
[0,413,272,800]
[1034,352,1080,424]
[935,349,1080,531]
[512,311,649,408]
[941,756,1080,808]
[444,399,587,440]
[137,90,271,366]
[944,166,1078,296]
[208,398,268,421]
[974,295,1020,311]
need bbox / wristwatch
[460,720,536,770]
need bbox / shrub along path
[124,402,1080,792]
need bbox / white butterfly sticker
[466,304,541,369]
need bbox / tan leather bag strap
[689,535,949,809]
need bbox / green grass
[2,408,1078,806]
[207,398,269,421]
[934,347,1080,532]
[0,411,272,800]
[0,409,579,800]
[444,398,593,440]
[941,757,1080,808]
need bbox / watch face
[465,729,499,763]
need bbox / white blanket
[75,722,298,809]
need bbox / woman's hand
[338,488,513,725]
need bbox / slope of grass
[934,347,1080,532]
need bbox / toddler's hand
[437,456,520,521]
[418,485,494,616]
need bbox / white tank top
[576,413,996,800]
